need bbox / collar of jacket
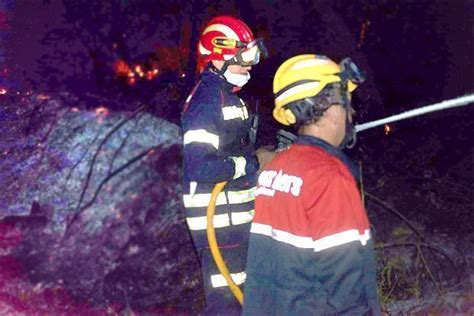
[295,134,360,181]
[201,66,238,92]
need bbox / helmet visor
[233,38,267,66]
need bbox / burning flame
[36,94,50,100]
[115,57,160,85]
[384,124,391,135]
[127,77,137,85]
[95,106,109,116]
[357,19,371,49]
[115,59,130,76]
[134,65,144,77]
[145,68,159,80]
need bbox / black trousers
[197,241,248,315]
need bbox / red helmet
[198,16,266,69]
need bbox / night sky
[1,1,473,137]
[4,1,473,109]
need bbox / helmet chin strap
[339,96,357,149]
[340,116,357,149]
[218,60,229,76]
[214,59,250,88]
[217,60,231,76]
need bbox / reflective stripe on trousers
[183,187,255,208]
[186,209,254,230]
[211,271,246,288]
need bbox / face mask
[223,69,251,87]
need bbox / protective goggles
[338,58,366,85]
[235,38,267,66]
[213,37,268,66]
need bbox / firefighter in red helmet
[182,16,275,313]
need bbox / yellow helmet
[273,54,365,126]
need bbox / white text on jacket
[256,170,303,197]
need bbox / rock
[0,94,203,311]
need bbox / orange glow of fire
[115,59,130,76]
[127,77,137,85]
[116,58,161,85]
[134,65,144,77]
[146,68,159,80]
[36,94,50,100]
[95,106,109,116]
[384,124,391,135]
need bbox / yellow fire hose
[206,181,244,305]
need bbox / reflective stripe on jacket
[182,68,259,247]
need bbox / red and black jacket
[243,135,380,315]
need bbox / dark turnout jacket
[181,67,259,248]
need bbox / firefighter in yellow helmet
[272,54,365,148]
[243,55,382,315]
